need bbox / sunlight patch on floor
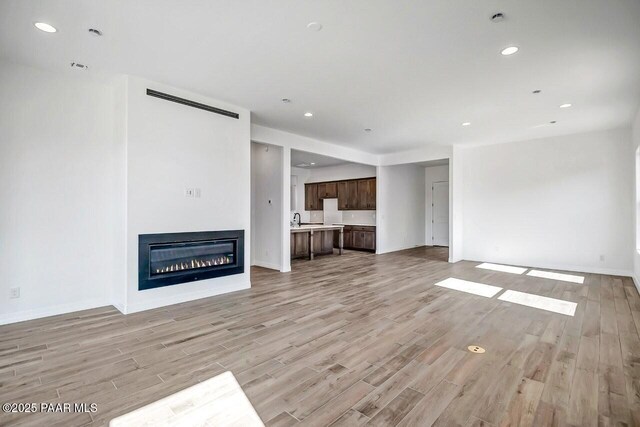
[434,277,503,298]
[498,290,577,316]
[476,262,527,275]
[526,269,585,284]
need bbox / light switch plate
[185,188,194,197]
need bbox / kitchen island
[290,224,344,260]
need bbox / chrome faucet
[293,212,301,227]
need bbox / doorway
[431,181,449,246]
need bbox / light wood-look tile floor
[1,247,639,426]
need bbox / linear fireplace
[138,230,244,291]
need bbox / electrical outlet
[10,287,20,299]
[185,188,194,197]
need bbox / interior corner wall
[632,109,640,289]
[251,142,283,271]
[124,76,251,314]
[377,164,426,254]
[0,61,118,324]
[458,128,634,276]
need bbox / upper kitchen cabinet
[308,177,376,211]
[317,182,337,199]
[337,180,359,210]
[357,178,376,210]
[304,183,323,211]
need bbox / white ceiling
[291,150,350,168]
[1,0,639,154]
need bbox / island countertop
[290,224,344,233]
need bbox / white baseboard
[251,260,281,271]
[123,281,251,314]
[633,275,640,295]
[0,298,110,326]
[112,302,126,315]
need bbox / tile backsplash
[302,199,376,225]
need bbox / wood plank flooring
[1,247,639,426]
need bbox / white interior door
[432,181,449,246]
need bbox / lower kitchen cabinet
[335,225,375,252]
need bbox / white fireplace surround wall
[121,75,251,314]
[0,62,251,324]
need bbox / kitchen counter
[331,223,376,227]
[290,224,344,233]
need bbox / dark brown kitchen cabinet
[337,225,375,252]
[307,177,375,211]
[358,179,376,210]
[313,230,334,256]
[317,182,337,199]
[291,232,309,258]
[338,180,359,210]
[335,227,352,248]
[292,230,334,259]
[304,183,323,211]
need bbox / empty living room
[2,1,640,426]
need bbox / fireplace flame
[155,256,232,274]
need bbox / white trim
[112,302,126,315]
[634,275,640,294]
[0,298,110,326]
[252,260,281,271]
[465,257,632,278]
[123,281,251,314]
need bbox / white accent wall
[377,164,426,253]
[123,76,251,314]
[458,128,634,276]
[0,62,119,324]
[251,143,283,271]
[633,110,640,288]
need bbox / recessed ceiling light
[310,162,316,165]
[304,112,313,117]
[501,46,519,56]
[281,98,291,103]
[306,22,323,32]
[462,122,471,126]
[559,103,572,108]
[364,128,372,132]
[34,22,57,33]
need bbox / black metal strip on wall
[146,88,239,119]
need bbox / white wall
[377,164,426,253]
[458,128,634,276]
[306,163,376,182]
[632,109,640,288]
[424,165,449,245]
[124,76,251,313]
[0,62,119,324]
[251,143,283,271]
